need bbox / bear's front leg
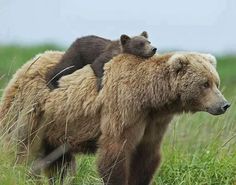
[97,139,129,185]
[97,124,146,185]
[128,140,161,185]
[128,115,172,185]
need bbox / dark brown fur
[46,32,156,89]
[46,35,110,89]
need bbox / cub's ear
[168,53,189,73]
[202,54,217,68]
[140,31,148,38]
[120,34,131,45]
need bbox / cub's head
[120,31,157,58]
[168,52,230,115]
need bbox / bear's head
[167,52,230,115]
[120,31,157,58]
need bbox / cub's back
[67,35,112,64]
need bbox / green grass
[0,44,62,91]
[0,45,236,185]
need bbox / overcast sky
[0,0,236,54]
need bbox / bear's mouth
[206,104,230,115]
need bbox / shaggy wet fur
[0,51,225,185]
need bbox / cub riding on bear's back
[46,31,157,90]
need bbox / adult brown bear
[0,51,230,185]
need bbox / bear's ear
[168,53,188,73]
[202,54,217,68]
[140,31,148,38]
[120,34,131,45]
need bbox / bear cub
[46,31,157,90]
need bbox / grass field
[0,45,235,185]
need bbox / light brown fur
[0,51,228,185]
[0,51,63,162]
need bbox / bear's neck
[146,74,182,114]
[103,53,184,116]
[133,55,183,114]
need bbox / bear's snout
[202,86,230,116]
[221,102,231,112]
[207,100,230,115]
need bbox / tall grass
[0,45,235,184]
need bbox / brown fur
[46,31,156,89]
[0,51,63,163]
[0,51,229,185]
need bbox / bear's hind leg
[42,142,76,184]
[44,152,76,185]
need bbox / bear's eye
[203,82,210,88]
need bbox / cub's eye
[139,42,145,47]
[203,82,210,88]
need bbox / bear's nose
[221,102,231,112]
[152,48,157,53]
